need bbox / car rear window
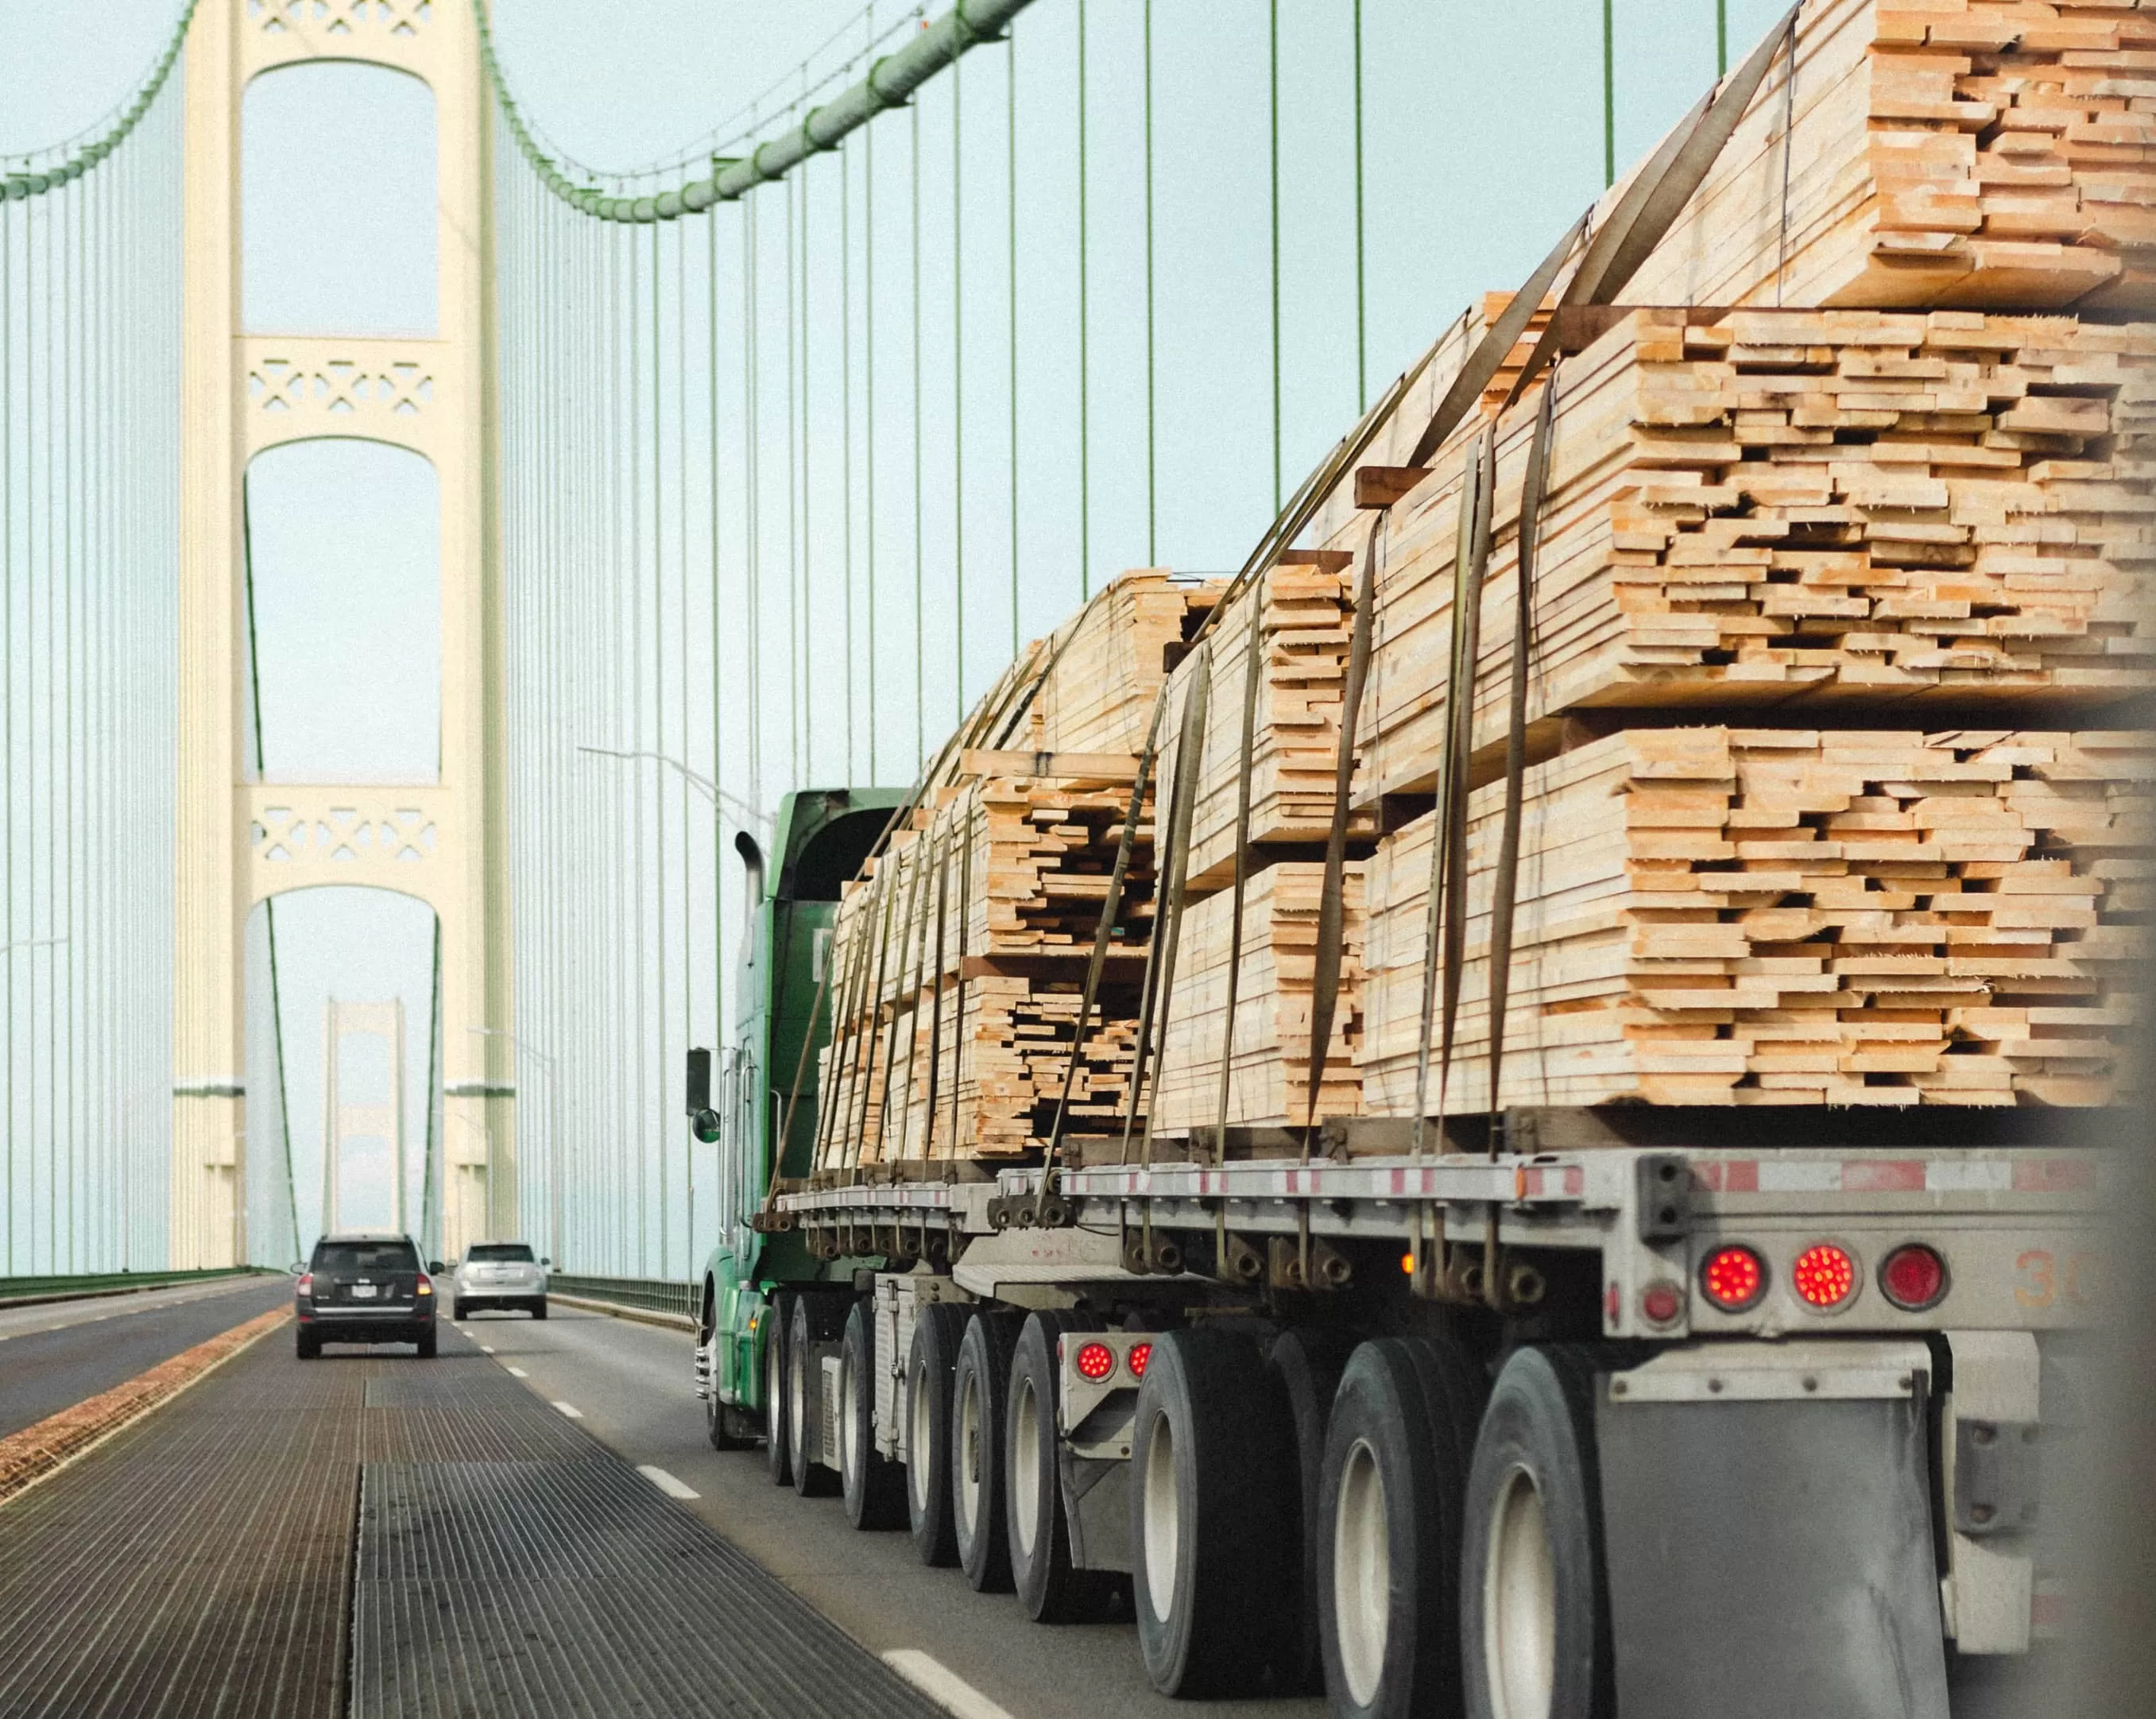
[466,1244,535,1263]
[312,1241,418,1274]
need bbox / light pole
[575,743,770,830]
[469,1027,562,1265]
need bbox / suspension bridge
[7,2,2147,1716]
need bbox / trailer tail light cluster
[1790,1243,1858,1310]
[1074,1342,1116,1382]
[1700,1245,1764,1312]
[1879,1243,1948,1311]
[1125,1342,1152,1380]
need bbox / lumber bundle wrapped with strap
[811,570,1221,1171]
[1151,862,1366,1132]
[1357,726,2149,1112]
[1155,559,1380,896]
[1616,0,2156,314]
[1348,305,2156,804]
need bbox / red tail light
[296,1272,314,1296]
[1879,1244,1947,1311]
[1074,1342,1114,1382]
[1125,1342,1152,1380]
[1700,1245,1764,1311]
[416,1272,434,1297]
[1791,1243,1858,1310]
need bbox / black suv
[296,1233,441,1357]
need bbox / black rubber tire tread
[1130,1326,1297,1697]
[951,1309,1022,1593]
[1461,1344,1615,1719]
[764,1291,796,1488]
[790,1291,847,1498]
[416,1329,437,1359]
[706,1336,757,1451]
[1268,1324,1363,1697]
[1317,1334,1487,1719]
[1007,1311,1121,1624]
[532,1299,548,1321]
[841,1299,908,1529]
[906,1302,969,1566]
[296,1330,319,1359]
[451,1300,466,1322]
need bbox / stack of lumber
[812,569,1229,1170]
[1157,561,1380,894]
[1357,726,2149,1111]
[1348,306,2156,803]
[1616,0,2156,315]
[1152,862,1367,1130]
[1026,571,1222,754]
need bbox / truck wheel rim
[910,1369,934,1515]
[1333,1438,1389,1708]
[839,1350,860,1487]
[1141,1409,1179,1624]
[1484,1464,1557,1719]
[1012,1375,1041,1558]
[790,1337,809,1467]
[767,1330,783,1448]
[956,1368,983,1537]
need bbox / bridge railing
[548,1275,697,1323]
[0,1268,273,1308]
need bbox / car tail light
[1791,1243,1858,1310]
[296,1272,313,1296]
[1879,1243,1947,1311]
[1700,1245,1764,1312]
[1074,1342,1115,1382]
[416,1273,434,1297]
[1126,1342,1152,1380]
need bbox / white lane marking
[551,1400,583,1419]
[480,1344,495,1353]
[637,1465,700,1500]
[505,1365,528,1378]
[879,1651,1018,1719]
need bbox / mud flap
[1596,1345,1949,1719]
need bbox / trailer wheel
[906,1303,969,1566]
[1129,1327,1295,1696]
[788,1292,844,1498]
[952,1310,1021,1592]
[1268,1325,1361,1695]
[1318,1335,1486,1719]
[764,1293,795,1487]
[840,1299,907,1529]
[1008,1311,1122,1624]
[1461,1345,1612,1719]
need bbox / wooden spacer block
[1353,467,1430,510]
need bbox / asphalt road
[0,1275,294,1439]
[466,1303,1326,1719]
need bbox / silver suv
[450,1241,549,1320]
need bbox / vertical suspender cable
[709,207,725,1111]
[842,137,855,780]
[786,167,800,784]
[1143,0,1155,563]
[677,216,691,1269]
[1353,0,1367,412]
[1718,0,1728,76]
[1007,25,1020,659]
[651,222,668,1276]
[912,95,924,768]
[1269,0,1282,512]
[3,179,13,1272]
[866,116,879,784]
[1076,0,1090,599]
[1604,0,1617,186]
[800,154,813,781]
[745,190,761,816]
[953,53,966,726]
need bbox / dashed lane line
[551,1400,583,1419]
[637,1464,700,1500]
[505,1366,528,1378]
[880,1651,1019,1719]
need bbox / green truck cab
[695,786,906,1445]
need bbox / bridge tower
[171,0,513,1267]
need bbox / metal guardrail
[547,1275,697,1322]
[0,1266,271,1306]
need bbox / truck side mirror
[686,1046,711,1116]
[692,1107,722,1145]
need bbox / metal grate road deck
[0,1329,947,1717]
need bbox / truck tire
[840,1299,908,1530]
[1318,1335,1486,1719]
[1460,1345,1613,1719]
[765,1291,796,1487]
[705,1336,759,1452]
[906,1302,969,1566]
[951,1309,1021,1593]
[789,1292,845,1498]
[1130,1326,1296,1696]
[1007,1311,1122,1624]
[1268,1324,1361,1695]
